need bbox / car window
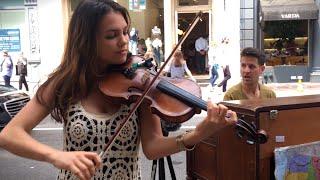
[0,85,17,94]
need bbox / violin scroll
[235,119,268,145]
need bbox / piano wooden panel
[186,95,320,180]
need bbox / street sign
[0,29,21,52]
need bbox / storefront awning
[260,0,319,21]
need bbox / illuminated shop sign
[0,29,21,52]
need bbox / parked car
[0,85,30,129]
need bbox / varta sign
[281,13,300,19]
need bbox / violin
[99,55,268,145]
[98,12,267,158]
[100,55,202,123]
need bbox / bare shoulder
[35,80,56,105]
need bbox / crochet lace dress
[57,103,141,179]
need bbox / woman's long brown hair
[36,0,130,123]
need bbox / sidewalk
[265,82,320,97]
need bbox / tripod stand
[150,122,180,180]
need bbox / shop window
[241,39,254,48]
[240,0,254,49]
[178,0,209,6]
[263,20,308,66]
[24,0,37,6]
[240,29,254,42]
[240,19,253,29]
[240,9,253,19]
[240,0,253,8]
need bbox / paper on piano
[274,141,320,180]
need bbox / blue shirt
[1,56,13,77]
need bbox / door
[176,12,210,74]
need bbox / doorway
[177,12,209,74]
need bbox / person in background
[137,38,147,56]
[223,47,276,101]
[129,27,138,55]
[184,42,196,72]
[1,50,13,87]
[151,26,163,67]
[217,64,231,92]
[151,36,163,66]
[207,42,219,91]
[163,50,196,82]
[0,1,238,180]
[16,52,29,91]
[216,37,231,93]
[195,35,209,74]
[144,47,158,68]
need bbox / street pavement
[1,76,319,180]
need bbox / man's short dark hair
[240,47,265,65]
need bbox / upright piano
[186,95,320,180]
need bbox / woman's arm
[183,62,196,82]
[139,103,182,160]
[160,59,172,76]
[0,90,101,180]
[0,92,57,160]
[139,100,237,160]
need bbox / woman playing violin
[0,0,237,179]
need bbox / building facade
[163,0,241,85]
[257,0,319,83]
[2,0,318,94]
[0,0,65,90]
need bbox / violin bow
[99,11,203,157]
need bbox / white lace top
[57,103,141,180]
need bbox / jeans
[153,47,161,66]
[195,52,206,74]
[19,75,29,91]
[218,65,231,92]
[209,65,219,86]
[3,75,11,87]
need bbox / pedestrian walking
[1,50,13,87]
[216,37,231,92]
[207,43,219,91]
[217,64,231,92]
[16,52,29,91]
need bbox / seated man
[223,47,276,100]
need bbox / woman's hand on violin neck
[47,150,102,180]
[195,100,238,139]
[207,101,237,126]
